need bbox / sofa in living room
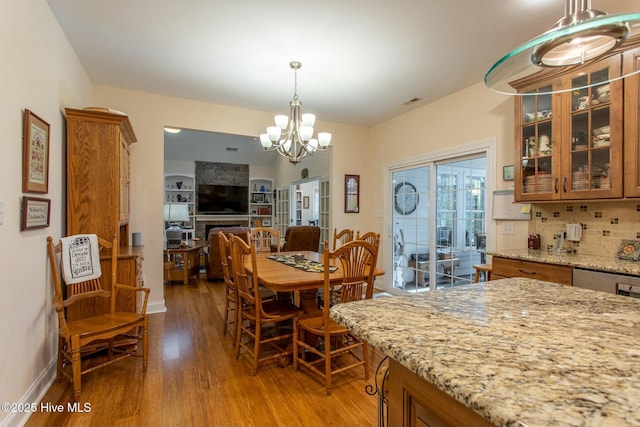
[205,226,250,281]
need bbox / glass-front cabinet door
[515,84,561,201]
[561,57,623,199]
[514,54,624,202]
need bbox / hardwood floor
[26,275,382,426]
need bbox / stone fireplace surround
[194,161,249,240]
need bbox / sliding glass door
[391,154,487,292]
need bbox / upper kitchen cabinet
[514,54,624,202]
[514,83,562,201]
[560,56,623,200]
[624,47,640,198]
[65,108,137,246]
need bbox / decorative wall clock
[394,182,418,215]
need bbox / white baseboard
[0,357,57,427]
[146,299,166,314]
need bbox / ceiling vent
[402,97,423,106]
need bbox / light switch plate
[503,222,515,235]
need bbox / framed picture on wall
[303,196,310,209]
[345,174,359,213]
[22,109,50,194]
[21,196,51,231]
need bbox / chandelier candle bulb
[267,126,281,141]
[302,113,316,126]
[260,133,272,148]
[275,115,288,129]
[318,132,331,147]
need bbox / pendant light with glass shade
[485,0,640,95]
[259,61,331,164]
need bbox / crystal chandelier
[260,61,331,164]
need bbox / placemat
[266,254,338,273]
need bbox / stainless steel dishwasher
[573,268,640,298]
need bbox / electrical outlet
[503,222,515,235]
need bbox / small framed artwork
[262,219,271,227]
[345,174,359,213]
[303,196,310,209]
[250,209,258,215]
[253,193,265,203]
[22,109,50,194]
[21,196,51,231]
[503,165,515,181]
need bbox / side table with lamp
[164,203,204,284]
[164,203,190,249]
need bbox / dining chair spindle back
[293,239,379,394]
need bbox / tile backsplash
[529,201,640,257]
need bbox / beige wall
[0,1,93,425]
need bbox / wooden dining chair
[230,235,302,375]
[355,231,381,298]
[293,239,379,395]
[332,228,354,250]
[219,231,239,338]
[250,226,281,253]
[355,231,381,251]
[46,235,150,401]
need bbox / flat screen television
[197,184,249,215]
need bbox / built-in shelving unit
[249,178,274,229]
[294,188,302,226]
[164,174,195,240]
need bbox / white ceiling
[48,0,639,126]
[47,0,637,128]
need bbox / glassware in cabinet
[519,85,555,199]
[564,60,621,198]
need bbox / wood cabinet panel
[387,359,493,427]
[65,108,136,246]
[492,256,572,286]
[624,47,640,198]
[65,108,142,320]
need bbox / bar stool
[473,263,492,283]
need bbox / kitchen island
[331,278,640,427]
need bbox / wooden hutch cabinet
[514,54,626,202]
[65,108,144,319]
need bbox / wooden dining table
[244,250,384,313]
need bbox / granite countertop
[489,248,640,276]
[331,278,640,427]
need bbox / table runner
[266,254,338,273]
